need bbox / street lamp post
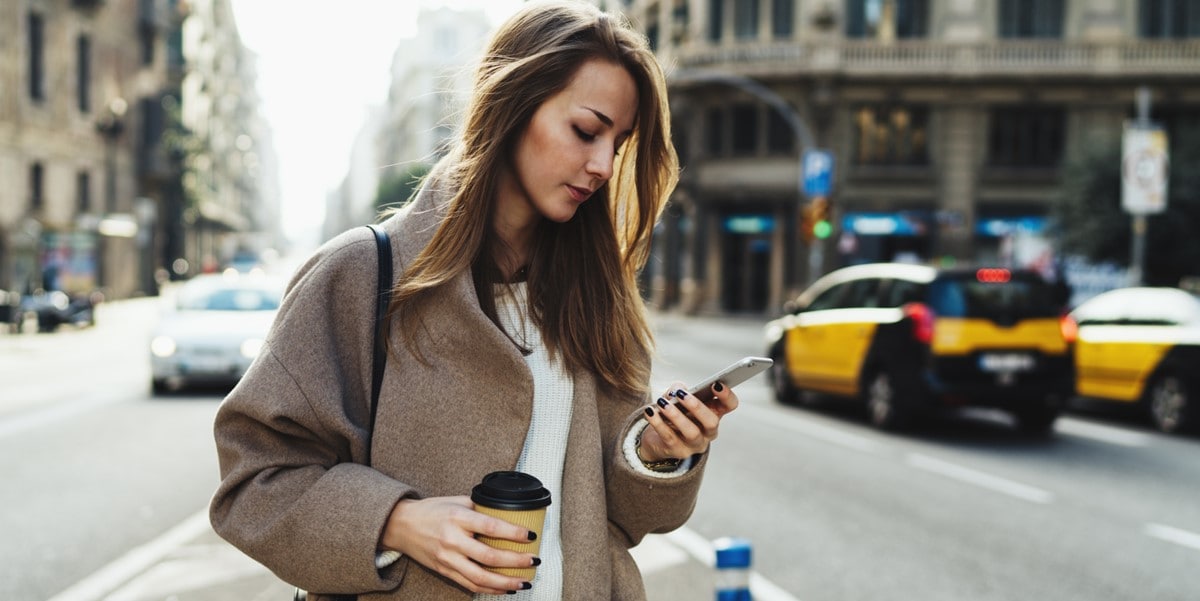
[95,97,127,290]
[671,69,819,298]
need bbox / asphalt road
[1,299,1198,600]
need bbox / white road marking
[661,527,804,601]
[0,391,128,441]
[907,453,1054,504]
[631,534,690,573]
[1145,523,1200,552]
[45,510,212,601]
[1056,418,1150,447]
[742,404,884,454]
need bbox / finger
[670,388,720,435]
[644,401,682,450]
[461,507,539,545]
[708,382,741,416]
[655,393,704,443]
[456,541,536,593]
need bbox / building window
[853,105,929,166]
[707,107,726,156]
[647,21,660,51]
[998,0,1064,38]
[672,1,690,44]
[846,0,928,39]
[28,12,45,101]
[1140,0,1200,38]
[708,0,724,42]
[731,103,759,155]
[734,0,760,39]
[78,171,92,214]
[139,0,157,65]
[773,0,795,38]
[31,163,45,212]
[77,35,92,113]
[767,109,795,154]
[988,107,1065,167]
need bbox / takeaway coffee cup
[471,470,552,579]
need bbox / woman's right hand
[379,496,538,595]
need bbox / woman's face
[499,58,638,227]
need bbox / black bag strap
[365,223,392,445]
[293,226,391,601]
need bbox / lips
[566,185,593,203]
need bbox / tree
[373,162,432,217]
[1053,124,1200,286]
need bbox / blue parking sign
[802,149,834,197]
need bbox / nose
[585,145,614,182]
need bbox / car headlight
[150,336,177,357]
[240,338,265,359]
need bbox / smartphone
[685,356,774,404]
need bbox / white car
[150,272,284,394]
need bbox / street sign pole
[1123,86,1169,286]
[802,150,834,286]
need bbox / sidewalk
[49,511,718,601]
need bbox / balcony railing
[673,39,1200,78]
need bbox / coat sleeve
[600,359,710,548]
[208,228,417,594]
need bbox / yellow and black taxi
[1069,286,1200,434]
[765,263,1076,433]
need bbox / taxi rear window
[928,274,1063,319]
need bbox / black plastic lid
[471,471,552,511]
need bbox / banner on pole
[1121,122,1169,215]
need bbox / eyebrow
[584,107,613,127]
[584,107,634,137]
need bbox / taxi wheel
[864,369,908,430]
[1146,374,1193,434]
[769,347,798,404]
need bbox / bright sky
[230,1,524,250]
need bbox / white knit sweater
[475,283,575,600]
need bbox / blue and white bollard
[713,536,752,601]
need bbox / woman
[209,2,741,599]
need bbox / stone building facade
[614,0,1200,315]
[0,0,278,304]
[0,0,173,300]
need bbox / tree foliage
[1053,125,1200,286]
[374,162,432,217]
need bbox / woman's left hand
[637,381,740,462]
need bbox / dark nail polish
[673,389,688,399]
[532,556,542,566]
[656,397,669,408]
[506,591,516,595]
[521,582,533,590]
[644,406,655,417]
[527,531,537,541]
[714,381,724,392]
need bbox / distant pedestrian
[209,1,745,600]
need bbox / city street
[2,297,1199,600]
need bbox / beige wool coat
[209,175,708,600]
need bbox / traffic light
[801,197,832,244]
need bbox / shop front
[836,210,934,266]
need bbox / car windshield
[929,274,1062,319]
[176,280,282,312]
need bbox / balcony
[672,39,1200,80]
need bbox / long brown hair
[386,0,678,398]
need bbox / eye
[572,125,596,142]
